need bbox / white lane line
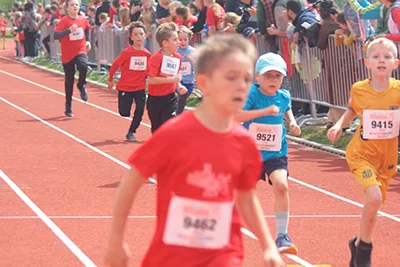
[1,214,399,220]
[0,170,96,267]
[0,95,313,266]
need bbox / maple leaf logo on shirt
[186,163,232,198]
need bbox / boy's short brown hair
[155,22,178,47]
[194,34,257,76]
[177,25,193,39]
[367,37,398,58]
[129,21,146,36]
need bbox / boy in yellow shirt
[327,37,400,267]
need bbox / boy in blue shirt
[236,53,301,255]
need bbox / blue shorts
[259,155,288,185]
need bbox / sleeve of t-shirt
[235,135,262,191]
[284,90,291,112]
[147,53,161,77]
[127,125,172,178]
[109,50,126,81]
[243,88,255,111]
[348,84,360,114]
[54,17,66,32]
[206,8,216,27]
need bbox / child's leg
[159,93,178,126]
[62,60,76,114]
[358,184,382,245]
[75,54,88,101]
[129,90,146,134]
[177,83,193,115]
[42,35,51,55]
[147,95,162,133]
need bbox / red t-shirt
[128,111,262,267]
[109,46,151,92]
[147,50,182,96]
[54,15,90,63]
[0,19,8,33]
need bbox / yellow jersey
[346,78,400,179]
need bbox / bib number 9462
[183,217,217,231]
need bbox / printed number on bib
[69,27,84,41]
[363,109,400,139]
[161,55,180,75]
[249,123,282,151]
[180,62,192,75]
[129,56,147,70]
[163,195,233,249]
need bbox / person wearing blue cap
[236,52,301,255]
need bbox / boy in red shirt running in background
[108,21,151,142]
[103,34,284,267]
[54,0,91,117]
[146,22,187,133]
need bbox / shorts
[351,163,392,203]
[259,155,288,185]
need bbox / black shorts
[118,90,145,117]
[259,155,289,185]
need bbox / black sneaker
[65,103,73,117]
[355,239,373,267]
[126,131,137,142]
[349,237,357,267]
[78,84,88,102]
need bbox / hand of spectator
[267,26,278,36]
[248,6,257,17]
[335,29,344,37]
[290,122,301,136]
[156,18,167,25]
[69,24,78,33]
[131,5,141,14]
[293,32,299,44]
[374,34,386,39]
[116,21,122,27]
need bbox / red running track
[0,45,399,267]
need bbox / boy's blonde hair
[223,12,241,26]
[99,12,109,21]
[178,25,193,39]
[194,34,257,75]
[367,37,398,58]
[156,22,178,47]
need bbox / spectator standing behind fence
[374,0,400,42]
[108,22,151,142]
[95,0,111,26]
[204,0,226,36]
[176,26,195,115]
[54,0,91,117]
[17,2,37,58]
[146,22,187,133]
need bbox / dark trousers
[147,93,177,133]
[23,30,36,57]
[118,90,146,133]
[62,54,88,106]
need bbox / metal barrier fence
[37,24,399,123]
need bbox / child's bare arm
[235,106,279,122]
[236,190,284,266]
[327,108,357,144]
[108,166,146,245]
[148,75,181,84]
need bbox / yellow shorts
[352,164,391,203]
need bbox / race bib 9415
[363,109,400,139]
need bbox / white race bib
[129,56,147,71]
[0,26,5,31]
[363,109,400,139]
[163,195,233,249]
[160,55,180,76]
[249,123,282,151]
[180,62,192,76]
[69,27,84,41]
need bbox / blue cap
[255,52,287,76]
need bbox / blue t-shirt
[177,45,196,84]
[243,84,291,161]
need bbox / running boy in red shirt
[108,21,151,142]
[103,34,284,267]
[146,22,187,133]
[54,0,91,117]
